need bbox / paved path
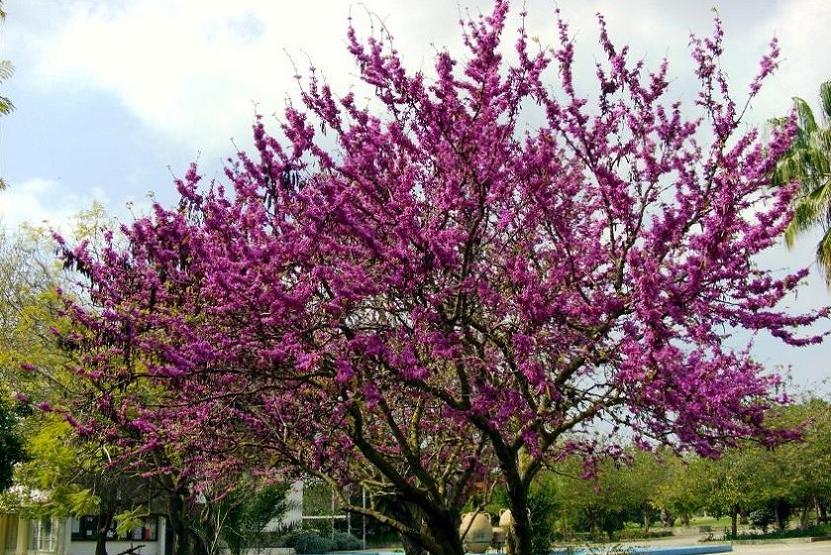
[733,542,831,553]
[609,534,831,554]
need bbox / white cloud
[750,0,831,120]
[3,0,829,386]
[22,0,455,154]
[19,0,827,156]
[0,177,108,233]
[15,1,698,155]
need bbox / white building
[0,515,166,555]
[0,480,308,555]
[264,482,303,533]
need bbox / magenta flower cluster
[53,3,826,553]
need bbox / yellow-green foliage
[0,225,100,517]
[2,414,100,517]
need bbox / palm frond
[0,60,13,115]
[0,60,13,81]
[793,97,819,135]
[816,227,831,284]
[820,81,831,124]
[785,190,827,247]
[0,95,13,115]
[777,80,831,285]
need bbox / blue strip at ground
[308,544,733,555]
[309,546,733,555]
[550,545,732,555]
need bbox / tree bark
[730,505,739,539]
[379,496,460,555]
[423,510,464,555]
[191,529,210,555]
[800,505,809,531]
[505,482,532,555]
[774,500,786,531]
[96,506,115,555]
[167,493,193,555]
[400,534,428,555]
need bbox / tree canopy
[50,3,826,555]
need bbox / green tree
[0,395,25,492]
[526,476,558,555]
[696,448,766,537]
[763,399,831,529]
[215,482,291,555]
[652,455,710,527]
[0,226,152,555]
[2,217,287,555]
[545,451,666,541]
[772,80,831,278]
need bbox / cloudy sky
[0,0,829,390]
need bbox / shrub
[272,531,297,548]
[616,528,673,541]
[331,532,361,551]
[529,485,558,555]
[748,507,775,534]
[294,531,335,554]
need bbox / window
[70,516,158,542]
[29,519,57,553]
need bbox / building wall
[263,481,303,532]
[0,515,165,555]
[63,517,165,555]
[64,540,161,555]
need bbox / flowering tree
[56,3,827,555]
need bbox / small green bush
[528,485,558,555]
[702,524,831,542]
[331,531,361,551]
[293,531,336,554]
[748,507,775,534]
[616,528,673,541]
[272,531,298,548]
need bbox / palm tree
[772,81,831,281]
[0,1,11,191]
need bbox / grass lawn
[687,516,734,528]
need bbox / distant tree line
[491,398,831,544]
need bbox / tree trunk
[399,534,428,555]
[495,448,538,555]
[730,505,739,538]
[96,507,115,555]
[506,485,532,555]
[424,510,464,555]
[774,500,786,531]
[190,529,210,555]
[381,497,456,555]
[819,500,828,524]
[799,505,809,531]
[815,497,822,527]
[587,509,600,541]
[167,493,192,555]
